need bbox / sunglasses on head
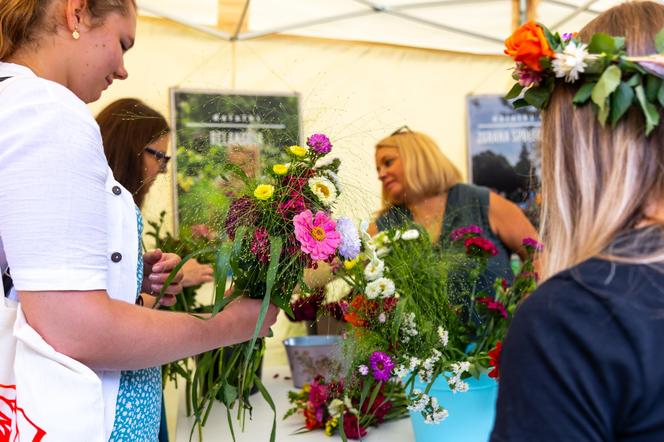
[144,146,171,171]
[390,125,413,136]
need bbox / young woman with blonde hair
[369,127,537,290]
[492,2,664,440]
[0,0,277,439]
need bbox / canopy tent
[137,0,625,55]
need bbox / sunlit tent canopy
[138,0,625,55]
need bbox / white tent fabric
[138,0,627,55]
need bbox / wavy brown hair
[97,98,170,208]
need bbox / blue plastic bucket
[409,374,498,442]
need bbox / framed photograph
[170,89,301,235]
[466,94,541,225]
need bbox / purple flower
[515,65,542,88]
[336,218,361,260]
[308,377,329,408]
[450,224,483,241]
[250,227,270,263]
[522,237,543,252]
[562,32,576,41]
[224,196,258,239]
[306,133,332,154]
[369,351,394,382]
[276,191,307,219]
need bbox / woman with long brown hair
[492,2,664,440]
[97,98,214,290]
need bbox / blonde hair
[376,130,462,212]
[0,0,135,60]
[540,1,664,279]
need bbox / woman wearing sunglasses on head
[369,128,538,291]
[0,1,278,440]
[97,98,215,295]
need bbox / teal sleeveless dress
[375,183,514,294]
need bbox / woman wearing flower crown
[369,129,537,291]
[493,2,664,440]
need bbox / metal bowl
[283,335,343,388]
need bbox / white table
[175,365,415,441]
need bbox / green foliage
[335,225,539,425]
[506,23,664,135]
[592,65,622,125]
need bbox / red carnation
[464,236,498,257]
[343,413,367,439]
[488,341,502,380]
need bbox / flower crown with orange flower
[505,21,664,135]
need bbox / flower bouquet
[156,133,362,440]
[284,374,408,439]
[286,223,539,439]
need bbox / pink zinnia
[293,210,341,261]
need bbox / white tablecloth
[174,365,415,441]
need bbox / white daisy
[437,326,449,347]
[364,258,385,281]
[552,41,589,83]
[366,277,395,299]
[308,176,337,206]
[402,229,420,240]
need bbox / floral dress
[108,207,161,441]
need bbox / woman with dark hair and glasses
[368,127,537,291]
[97,98,214,441]
[97,98,214,292]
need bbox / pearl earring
[72,29,80,40]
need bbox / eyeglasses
[390,125,413,136]
[144,146,171,172]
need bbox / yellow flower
[254,184,274,200]
[325,417,338,436]
[272,164,289,175]
[302,383,311,393]
[344,258,358,270]
[288,145,308,157]
[177,174,194,192]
